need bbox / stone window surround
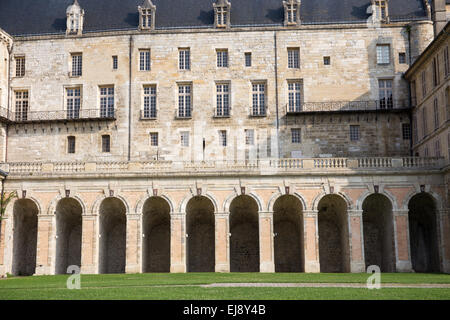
[65,85,82,118]
[218,129,227,147]
[177,82,193,119]
[287,47,300,69]
[142,84,157,119]
[101,134,111,153]
[349,125,360,141]
[283,0,301,26]
[14,55,25,78]
[139,49,151,71]
[69,52,83,77]
[213,0,231,29]
[149,132,159,147]
[376,44,391,65]
[67,136,76,154]
[215,81,231,117]
[216,49,229,68]
[138,1,156,31]
[179,48,190,71]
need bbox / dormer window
[283,0,301,26]
[66,0,85,36]
[372,0,389,23]
[139,0,156,31]
[214,0,231,28]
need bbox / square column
[215,213,230,272]
[348,210,365,273]
[170,213,186,273]
[259,211,275,272]
[80,214,98,274]
[126,214,141,274]
[35,215,54,275]
[303,210,320,273]
[438,210,450,273]
[393,210,413,272]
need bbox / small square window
[150,132,159,146]
[181,131,190,147]
[399,52,406,64]
[323,56,331,65]
[350,125,360,141]
[402,123,411,140]
[291,128,301,143]
[67,136,76,154]
[219,130,227,147]
[245,53,252,67]
[102,135,111,153]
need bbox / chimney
[432,0,447,36]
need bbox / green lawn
[0,273,449,300]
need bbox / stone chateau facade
[0,0,448,276]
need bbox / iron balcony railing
[286,99,410,114]
[0,108,116,123]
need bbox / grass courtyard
[0,273,449,300]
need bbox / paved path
[201,283,450,289]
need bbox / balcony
[285,99,410,115]
[0,108,116,124]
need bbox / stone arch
[55,197,83,274]
[273,194,304,272]
[224,190,263,213]
[356,189,399,211]
[229,194,260,272]
[92,193,130,217]
[317,194,350,273]
[268,191,307,212]
[142,196,171,273]
[403,188,443,211]
[47,193,87,216]
[408,192,440,273]
[312,191,353,211]
[362,193,395,272]
[136,193,175,216]
[12,198,39,276]
[186,196,215,272]
[98,197,127,274]
[180,190,219,214]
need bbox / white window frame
[376,44,390,65]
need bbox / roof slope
[0,0,428,36]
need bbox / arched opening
[142,197,171,273]
[55,198,82,274]
[362,194,395,272]
[408,193,440,273]
[12,199,38,276]
[273,195,303,272]
[99,197,126,274]
[318,195,349,273]
[186,196,215,272]
[230,195,259,272]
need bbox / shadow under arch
[55,197,82,275]
[12,199,39,276]
[142,196,171,273]
[273,194,304,272]
[229,195,260,272]
[362,193,395,272]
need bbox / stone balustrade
[0,157,445,177]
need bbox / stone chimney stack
[432,0,446,36]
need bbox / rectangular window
[413,115,418,144]
[143,85,157,119]
[287,4,297,23]
[100,86,115,118]
[112,56,118,70]
[15,56,25,77]
[217,50,228,68]
[444,46,449,77]
[178,84,192,118]
[411,80,417,106]
[288,81,302,112]
[291,128,301,143]
[434,98,439,130]
[378,79,393,109]
[432,56,440,87]
[67,136,76,154]
[219,130,227,147]
[435,139,441,157]
[421,70,427,97]
[422,107,428,138]
[66,87,81,119]
[376,45,390,64]
[245,53,252,67]
[245,129,254,145]
[150,132,159,147]
[288,48,300,68]
[402,123,411,140]
[180,131,189,147]
[139,49,151,71]
[424,145,429,157]
[376,0,387,19]
[179,48,190,70]
[71,53,82,77]
[216,7,228,26]
[216,83,230,117]
[14,90,29,121]
[323,56,331,65]
[399,52,406,64]
[102,135,111,153]
[350,125,360,141]
[252,82,266,116]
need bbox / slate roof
[0,0,428,36]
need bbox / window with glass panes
[288,48,300,68]
[435,139,441,157]
[444,46,449,77]
[217,50,228,67]
[432,56,440,87]
[291,128,301,143]
[71,53,82,76]
[102,135,111,153]
[181,131,189,147]
[66,87,81,119]
[402,123,411,140]
[100,86,114,118]
[288,81,302,112]
[15,56,25,77]
[423,107,428,137]
[179,48,190,70]
[143,85,157,118]
[216,7,228,26]
[421,71,427,97]
[376,1,387,19]
[216,83,230,117]
[378,79,393,109]
[112,56,118,70]
[15,90,28,121]
[350,125,360,141]
[139,49,151,71]
[252,83,266,116]
[434,98,439,130]
[150,132,158,147]
[219,130,227,147]
[67,136,76,154]
[142,9,152,28]
[245,53,252,67]
[178,84,192,118]
[376,45,390,64]
[245,129,254,145]
[287,4,297,23]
